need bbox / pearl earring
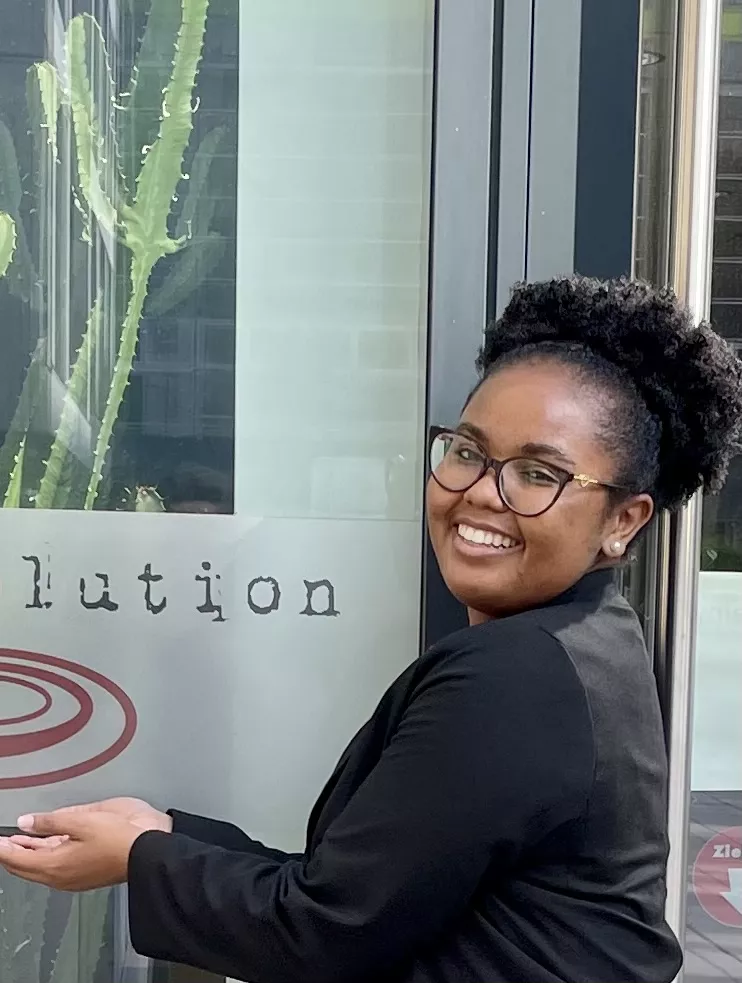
[610,541,623,555]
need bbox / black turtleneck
[128,570,682,983]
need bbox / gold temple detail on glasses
[573,475,602,489]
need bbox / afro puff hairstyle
[475,276,742,513]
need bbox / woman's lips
[452,523,523,557]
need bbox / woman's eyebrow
[456,422,489,444]
[456,426,577,470]
[520,442,576,469]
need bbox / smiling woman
[426,278,741,627]
[427,354,656,619]
[1,276,741,983]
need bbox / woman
[2,277,741,983]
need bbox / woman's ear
[600,494,654,559]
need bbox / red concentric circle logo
[0,649,137,789]
[693,827,742,928]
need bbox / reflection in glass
[0,0,237,515]
[685,3,742,982]
[621,0,679,635]
[0,869,114,983]
[633,0,679,288]
[0,1,434,981]
[0,0,236,979]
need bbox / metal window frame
[658,0,723,953]
[527,0,584,282]
[425,0,500,431]
[421,0,501,647]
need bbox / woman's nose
[462,468,509,512]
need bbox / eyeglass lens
[430,432,565,517]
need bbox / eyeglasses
[429,427,625,518]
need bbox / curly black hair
[475,276,742,513]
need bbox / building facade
[0,2,738,981]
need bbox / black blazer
[128,569,682,983]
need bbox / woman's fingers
[0,836,24,852]
[9,834,69,850]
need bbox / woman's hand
[0,799,172,891]
[34,797,173,833]
[0,799,173,891]
[2,797,171,852]
[0,811,149,891]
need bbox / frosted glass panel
[235,0,433,518]
[0,3,434,983]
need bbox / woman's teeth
[457,524,519,549]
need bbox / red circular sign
[0,674,53,725]
[692,826,742,928]
[0,649,137,789]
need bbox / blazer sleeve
[167,809,301,863]
[127,625,595,983]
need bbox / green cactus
[0,875,114,983]
[34,298,102,510]
[135,484,167,511]
[30,61,61,160]
[0,211,16,276]
[84,0,210,508]
[47,890,111,983]
[0,120,38,305]
[0,339,47,503]
[65,18,119,236]
[175,124,225,240]
[0,876,48,982]
[3,438,26,507]
[0,0,223,512]
[119,0,183,191]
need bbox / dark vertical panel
[486,0,506,322]
[421,0,500,649]
[574,0,641,278]
[423,534,468,647]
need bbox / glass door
[625,0,679,641]
[684,4,742,978]
[0,1,436,981]
[634,0,742,977]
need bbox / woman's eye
[454,444,484,464]
[520,467,559,485]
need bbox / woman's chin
[443,575,513,619]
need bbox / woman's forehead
[462,363,607,459]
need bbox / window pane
[0,0,238,515]
[685,3,742,981]
[621,0,678,633]
[235,0,432,519]
[0,3,433,983]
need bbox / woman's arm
[127,624,594,983]
[168,809,301,863]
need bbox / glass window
[621,0,678,636]
[633,0,678,289]
[632,3,742,976]
[0,2,434,983]
[0,0,238,516]
[234,0,432,520]
[685,3,742,981]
